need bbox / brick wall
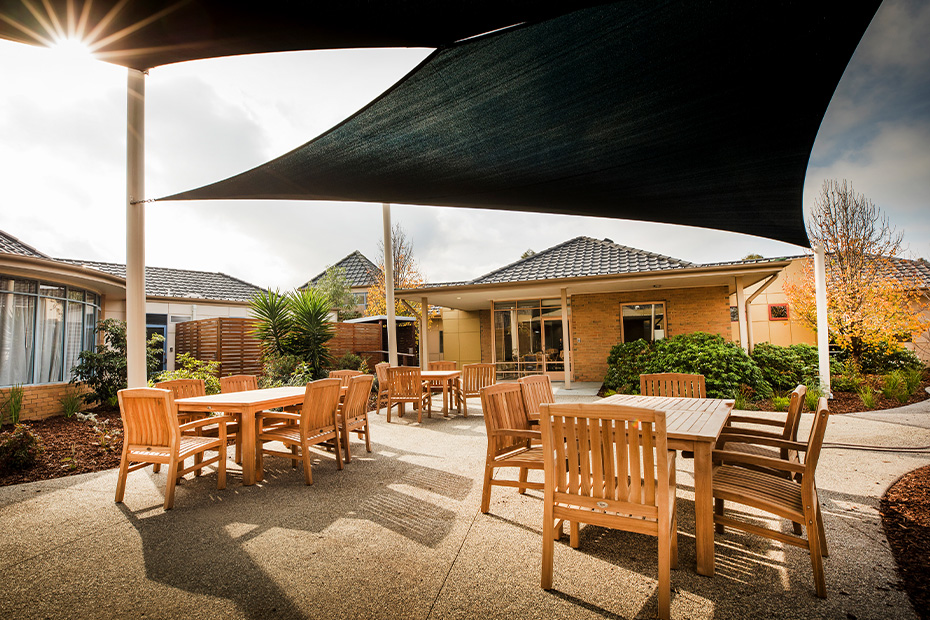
[1,383,91,422]
[571,287,731,381]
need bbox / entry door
[542,318,565,379]
[146,325,167,372]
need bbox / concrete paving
[0,393,927,619]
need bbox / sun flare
[50,36,93,60]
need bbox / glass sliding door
[493,298,569,380]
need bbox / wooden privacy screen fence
[175,318,381,377]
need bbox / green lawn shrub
[603,332,771,400]
[750,343,818,393]
[152,353,221,395]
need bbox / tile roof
[0,230,50,259]
[57,259,262,302]
[470,236,694,284]
[868,255,930,290]
[306,251,379,289]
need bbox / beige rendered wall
[571,287,731,382]
[439,309,483,368]
[731,260,818,349]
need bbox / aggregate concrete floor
[1,390,927,620]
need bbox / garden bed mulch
[881,465,930,620]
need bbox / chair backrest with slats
[480,383,533,457]
[640,373,706,399]
[429,361,457,371]
[783,384,808,441]
[300,378,343,433]
[463,363,496,394]
[329,369,363,386]
[342,374,375,422]
[801,397,830,491]
[540,402,670,520]
[220,374,258,393]
[118,387,180,450]
[375,362,390,387]
[155,378,206,399]
[519,374,555,416]
[387,366,424,399]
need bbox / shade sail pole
[383,203,398,366]
[813,244,832,397]
[126,69,146,387]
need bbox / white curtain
[0,293,35,385]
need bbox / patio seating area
[0,388,925,619]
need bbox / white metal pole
[126,69,147,387]
[420,296,428,369]
[383,203,398,366]
[813,244,832,397]
[734,276,749,352]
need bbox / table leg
[693,441,715,576]
[241,406,256,485]
[442,381,450,416]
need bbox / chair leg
[541,507,555,590]
[164,459,180,510]
[816,500,829,558]
[256,438,264,483]
[342,422,353,464]
[480,463,494,513]
[235,434,242,465]
[807,508,827,598]
[658,530,671,620]
[715,498,725,535]
[153,463,161,473]
[569,521,580,548]
[114,453,130,504]
[217,441,227,490]
[518,467,529,494]
[334,428,344,471]
[364,419,372,453]
[301,442,314,485]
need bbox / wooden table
[599,393,733,576]
[176,386,307,486]
[421,370,462,416]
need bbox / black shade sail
[159,1,881,248]
[0,0,607,70]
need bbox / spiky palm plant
[249,289,294,356]
[288,288,334,378]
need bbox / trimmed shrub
[854,342,924,374]
[750,342,817,393]
[603,332,771,400]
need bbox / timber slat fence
[175,318,382,376]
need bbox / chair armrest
[257,411,301,424]
[716,433,806,452]
[492,428,542,440]
[713,449,805,474]
[180,415,233,432]
[726,414,786,427]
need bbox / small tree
[70,319,164,407]
[366,223,430,342]
[521,248,536,259]
[784,179,930,361]
[312,266,360,321]
[250,288,334,380]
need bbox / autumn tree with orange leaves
[784,179,929,362]
[366,223,429,333]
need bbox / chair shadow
[115,439,475,618]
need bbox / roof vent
[602,238,613,243]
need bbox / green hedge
[603,332,772,399]
[749,343,818,393]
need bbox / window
[730,306,739,322]
[768,303,789,321]
[493,298,568,378]
[352,292,367,306]
[0,276,100,386]
[621,302,666,342]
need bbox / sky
[1,0,928,291]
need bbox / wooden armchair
[255,378,343,485]
[339,374,375,463]
[329,369,363,386]
[713,397,831,598]
[518,374,555,425]
[459,363,496,416]
[479,382,544,513]
[218,375,259,464]
[539,402,677,620]
[115,388,230,510]
[374,362,390,413]
[155,378,206,423]
[386,366,432,423]
[717,384,807,478]
[640,373,706,398]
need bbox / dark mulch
[0,406,123,487]
[881,465,930,620]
